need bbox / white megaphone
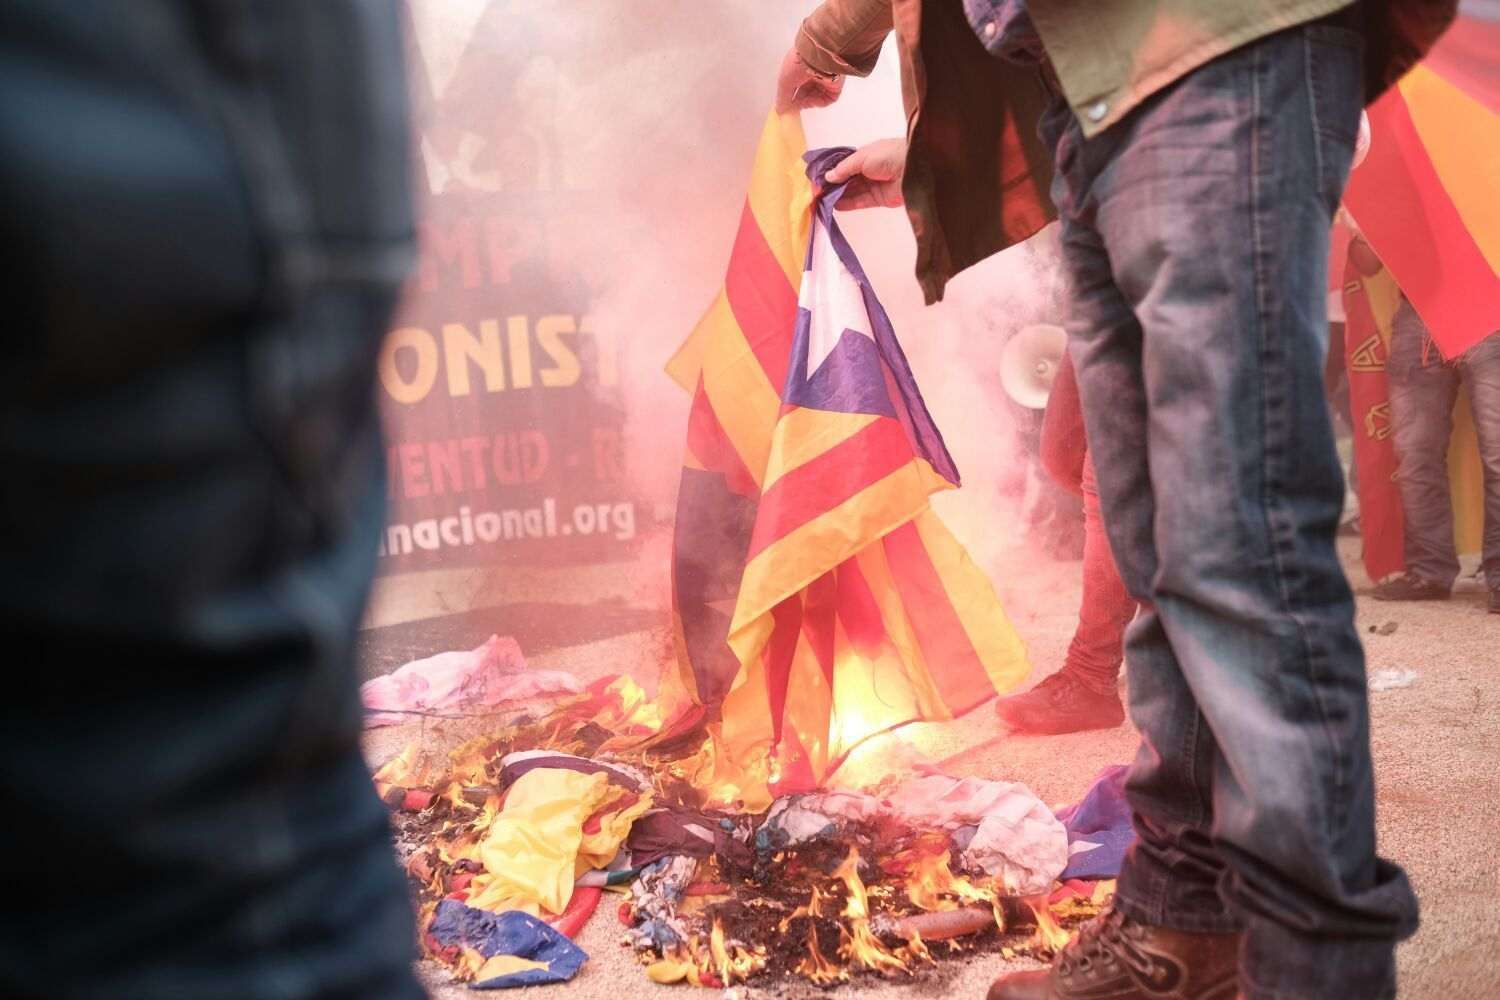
[999,323,1068,409]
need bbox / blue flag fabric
[1056,764,1134,880]
[429,900,588,989]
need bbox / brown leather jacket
[795,0,1457,303]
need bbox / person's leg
[1459,333,1500,599]
[1065,452,1137,691]
[1061,167,1237,940]
[1045,18,1415,1000]
[1383,300,1462,592]
[1084,21,1415,999]
[996,449,1134,734]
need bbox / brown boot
[987,907,1241,1000]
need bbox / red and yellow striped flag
[656,112,1028,809]
[1343,12,1500,358]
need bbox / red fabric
[547,886,602,939]
[745,417,913,559]
[724,201,796,390]
[687,380,758,498]
[1037,352,1135,689]
[1343,261,1406,581]
[1064,453,1137,691]
[1040,350,1086,496]
[1343,83,1500,359]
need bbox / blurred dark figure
[0,3,424,998]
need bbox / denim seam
[1303,32,1326,201]
[1250,29,1351,844]
[1300,27,1352,842]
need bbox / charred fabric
[374,677,1119,990]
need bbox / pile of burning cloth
[374,676,1132,990]
[369,110,1141,988]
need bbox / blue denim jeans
[1041,17,1418,1000]
[1387,303,1500,589]
[0,3,422,997]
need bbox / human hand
[776,46,844,112]
[824,137,907,210]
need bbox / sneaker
[987,906,1241,1000]
[1371,572,1450,602]
[995,671,1125,735]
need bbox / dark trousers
[0,3,423,997]
[1043,18,1417,1000]
[1386,303,1500,589]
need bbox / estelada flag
[657,113,1028,808]
[1342,258,1484,582]
[1342,12,1500,359]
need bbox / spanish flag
[657,113,1028,808]
[1342,11,1500,358]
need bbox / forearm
[1348,235,1384,278]
[795,0,893,78]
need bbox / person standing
[1357,227,1500,611]
[779,1,1454,997]
[0,2,424,997]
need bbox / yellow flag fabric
[466,768,651,915]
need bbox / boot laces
[1057,909,1157,981]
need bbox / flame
[778,884,827,933]
[795,925,848,985]
[705,918,764,985]
[447,736,495,786]
[840,921,911,977]
[831,849,912,976]
[896,930,935,967]
[832,849,870,920]
[1025,896,1073,954]
[902,847,997,912]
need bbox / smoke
[401,0,1068,618]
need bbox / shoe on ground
[995,671,1125,735]
[1489,588,1500,615]
[987,906,1242,1000]
[1371,572,1450,602]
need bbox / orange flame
[903,848,996,912]
[831,849,912,977]
[1025,897,1073,954]
[706,918,764,985]
[778,884,827,933]
[795,925,848,985]
[897,929,935,967]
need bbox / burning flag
[1342,11,1500,358]
[657,112,1028,808]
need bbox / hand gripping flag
[1342,11,1500,359]
[657,113,1028,809]
[1342,256,1484,582]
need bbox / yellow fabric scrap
[464,768,650,915]
[646,956,705,985]
[475,954,551,981]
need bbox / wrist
[794,25,846,79]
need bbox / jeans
[1042,15,1418,1000]
[1063,451,1137,694]
[0,3,422,997]
[1387,303,1500,589]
